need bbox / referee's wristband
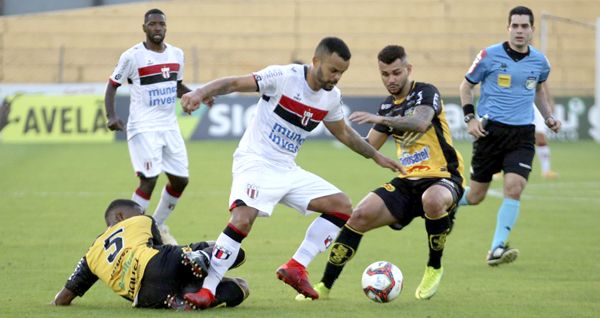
[462,104,475,116]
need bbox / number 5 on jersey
[104,228,124,263]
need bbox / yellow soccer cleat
[295,282,330,301]
[415,266,443,300]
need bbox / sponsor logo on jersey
[214,245,232,260]
[268,122,306,153]
[380,103,392,110]
[400,147,430,166]
[406,164,431,173]
[148,86,177,107]
[246,184,259,199]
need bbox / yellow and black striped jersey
[373,81,465,186]
[65,215,162,304]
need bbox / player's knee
[347,208,376,231]
[504,187,523,200]
[422,198,446,216]
[336,194,353,215]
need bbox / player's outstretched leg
[276,259,319,299]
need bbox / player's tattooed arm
[324,120,405,173]
[350,105,433,133]
[324,119,376,158]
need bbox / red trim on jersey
[165,185,182,198]
[109,78,121,87]
[138,63,180,77]
[227,223,248,238]
[135,188,151,200]
[278,95,328,121]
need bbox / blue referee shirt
[465,42,551,125]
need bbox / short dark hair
[144,8,165,22]
[315,37,351,61]
[104,199,142,221]
[377,45,407,65]
[508,6,534,26]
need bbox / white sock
[131,189,150,212]
[292,216,342,267]
[536,145,552,174]
[203,231,242,294]
[152,186,181,225]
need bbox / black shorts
[136,242,246,309]
[373,177,463,230]
[471,120,535,183]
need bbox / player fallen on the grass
[52,199,248,310]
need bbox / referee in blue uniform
[458,6,561,266]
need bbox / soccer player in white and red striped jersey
[104,9,191,245]
[180,37,405,309]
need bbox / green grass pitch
[1,140,599,317]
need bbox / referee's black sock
[425,213,450,269]
[320,224,363,289]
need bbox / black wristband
[463,104,475,116]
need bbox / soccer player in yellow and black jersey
[52,199,249,310]
[297,45,465,302]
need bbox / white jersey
[234,64,345,170]
[109,42,184,139]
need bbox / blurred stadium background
[0,0,599,143]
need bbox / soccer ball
[361,261,403,303]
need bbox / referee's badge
[497,74,511,87]
[525,77,537,90]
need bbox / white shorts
[228,163,341,217]
[128,130,189,178]
[533,106,546,134]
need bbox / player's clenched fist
[182,90,215,114]
[181,90,202,114]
